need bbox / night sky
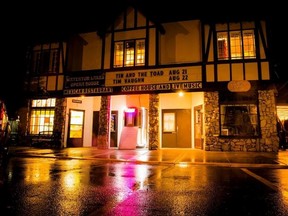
[2,0,286,117]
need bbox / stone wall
[258,90,279,152]
[204,92,221,151]
[204,90,278,152]
[148,94,159,150]
[97,96,111,149]
[54,98,66,148]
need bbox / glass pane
[114,42,124,67]
[163,113,175,132]
[217,32,228,59]
[243,30,256,59]
[136,40,145,66]
[70,110,84,124]
[220,104,258,136]
[230,31,242,59]
[69,125,83,138]
[29,109,55,134]
[32,98,56,107]
[124,41,135,67]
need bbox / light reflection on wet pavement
[0,153,288,216]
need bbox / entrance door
[162,109,191,148]
[110,111,118,148]
[67,109,84,147]
[194,105,203,149]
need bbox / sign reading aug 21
[105,66,202,86]
[112,69,186,84]
[63,66,202,95]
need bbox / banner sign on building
[120,82,202,92]
[64,74,105,89]
[63,67,203,96]
[63,73,113,96]
[105,66,202,86]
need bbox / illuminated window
[29,98,56,135]
[114,42,124,67]
[242,31,256,58]
[217,33,228,59]
[31,98,56,108]
[113,39,145,68]
[217,30,256,60]
[136,40,145,66]
[69,110,84,138]
[125,41,135,67]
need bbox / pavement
[6,146,288,168]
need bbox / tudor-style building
[22,5,282,152]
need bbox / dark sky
[2,0,286,116]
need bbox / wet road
[1,156,288,216]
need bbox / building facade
[23,5,281,152]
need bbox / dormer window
[114,39,145,68]
[217,30,256,60]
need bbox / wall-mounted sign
[227,80,251,92]
[105,66,202,86]
[120,82,202,92]
[64,87,113,95]
[65,74,105,89]
[63,67,203,96]
[63,72,112,96]
[72,99,82,104]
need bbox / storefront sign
[63,87,113,95]
[227,80,251,92]
[63,67,203,96]
[64,74,105,89]
[72,99,82,104]
[64,72,109,96]
[121,82,202,92]
[105,66,202,86]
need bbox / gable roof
[96,1,166,38]
[23,0,272,43]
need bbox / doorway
[110,111,118,148]
[162,109,191,148]
[67,109,84,147]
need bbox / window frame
[217,29,256,60]
[29,98,56,135]
[31,43,60,74]
[113,39,145,68]
[219,103,260,137]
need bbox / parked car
[283,119,288,149]
[0,100,11,158]
[277,117,288,150]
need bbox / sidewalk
[7,146,288,168]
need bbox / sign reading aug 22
[105,67,201,86]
